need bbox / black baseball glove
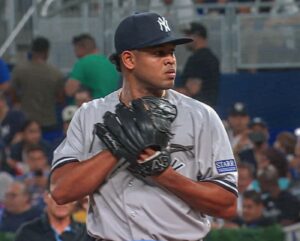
[94,96,177,176]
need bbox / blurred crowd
[0,0,299,239]
[216,102,300,230]
[0,34,117,239]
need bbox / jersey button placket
[130,210,136,218]
[124,178,143,239]
[128,180,136,218]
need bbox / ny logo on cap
[157,17,171,32]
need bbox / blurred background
[0,1,300,241]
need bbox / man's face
[24,122,41,144]
[249,125,269,146]
[238,167,253,193]
[130,43,177,90]
[228,115,249,134]
[4,183,29,214]
[26,150,47,172]
[242,198,263,223]
[74,45,87,58]
[45,192,75,220]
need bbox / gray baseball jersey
[52,89,238,241]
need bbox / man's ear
[121,51,135,70]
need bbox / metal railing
[0,0,43,58]
[284,222,300,241]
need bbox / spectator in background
[225,102,251,156]
[235,190,275,228]
[273,131,297,162]
[180,22,220,108]
[205,0,229,15]
[0,172,13,207]
[65,33,120,99]
[11,37,65,133]
[0,91,26,147]
[232,0,259,14]
[14,183,90,241]
[260,148,289,178]
[7,120,52,176]
[52,105,78,150]
[0,181,42,232]
[270,0,299,16]
[289,135,300,181]
[194,0,206,15]
[257,148,290,190]
[237,162,257,217]
[238,117,270,173]
[0,58,10,92]
[257,0,274,13]
[258,165,300,226]
[17,145,50,210]
[288,137,300,199]
[238,162,257,194]
[0,141,7,174]
[74,88,92,107]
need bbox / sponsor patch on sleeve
[215,159,237,174]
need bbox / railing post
[4,0,16,59]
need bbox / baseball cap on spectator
[249,117,268,128]
[62,105,78,122]
[228,102,248,116]
[114,12,193,54]
[183,22,207,39]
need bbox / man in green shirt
[65,34,120,99]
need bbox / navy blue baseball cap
[114,12,193,54]
[249,117,268,128]
[229,102,248,116]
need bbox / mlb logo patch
[215,159,237,174]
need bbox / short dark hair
[183,22,207,39]
[72,33,96,50]
[75,87,92,97]
[243,190,262,204]
[109,53,121,72]
[276,131,297,155]
[31,37,50,53]
[258,164,279,185]
[238,162,255,178]
[21,119,40,132]
[25,144,46,156]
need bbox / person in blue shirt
[0,59,10,92]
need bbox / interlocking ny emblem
[157,17,171,32]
